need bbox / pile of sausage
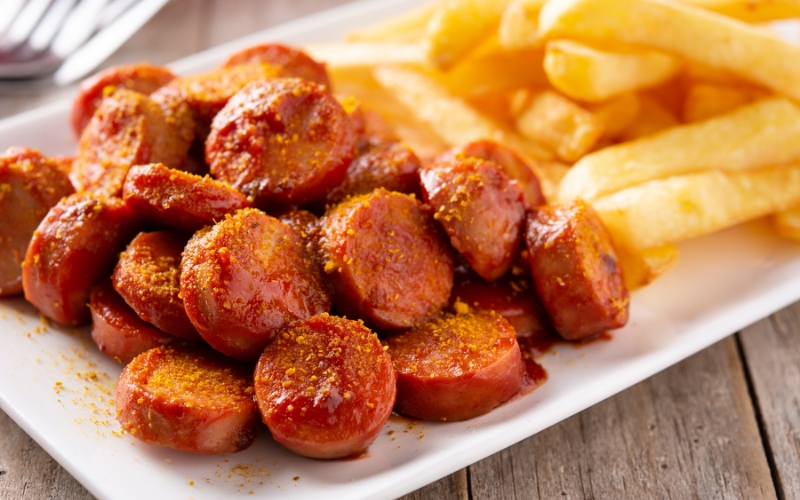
[0,43,629,459]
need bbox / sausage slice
[116,344,260,454]
[0,147,73,297]
[526,200,629,340]
[318,189,454,330]
[122,163,252,232]
[181,209,332,360]
[254,314,396,459]
[90,282,174,365]
[222,43,331,89]
[422,157,526,281]
[385,311,522,421]
[206,78,355,208]
[112,231,200,340]
[22,194,139,325]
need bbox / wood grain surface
[0,1,798,499]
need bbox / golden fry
[498,0,548,49]
[585,93,641,138]
[677,0,800,22]
[616,244,680,291]
[617,95,679,142]
[346,2,439,43]
[681,82,767,122]
[772,204,800,241]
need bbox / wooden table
[1,1,798,498]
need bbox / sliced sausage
[318,189,454,330]
[181,208,332,360]
[22,194,139,325]
[275,208,319,243]
[385,310,521,421]
[0,147,73,297]
[90,281,174,364]
[122,163,252,232]
[116,344,260,454]
[421,157,526,282]
[445,140,545,209]
[321,142,421,207]
[254,313,396,459]
[70,63,176,136]
[112,231,200,340]
[71,89,194,197]
[222,43,331,89]
[526,200,629,341]
[206,78,355,208]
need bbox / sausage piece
[116,344,260,454]
[254,314,396,459]
[22,194,139,325]
[385,311,521,421]
[72,89,194,197]
[0,147,73,297]
[421,157,526,282]
[181,209,332,360]
[70,63,176,136]
[526,200,629,341]
[206,78,355,208]
[112,231,200,340]
[318,189,454,330]
[222,43,331,89]
[90,281,174,365]
[122,163,252,232]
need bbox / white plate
[2,1,800,498]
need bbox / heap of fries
[304,0,800,290]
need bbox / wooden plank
[399,468,469,500]
[739,300,800,500]
[466,337,777,499]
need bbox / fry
[617,95,679,142]
[772,204,800,241]
[558,98,800,202]
[585,92,641,138]
[592,164,800,250]
[681,82,766,122]
[346,2,439,43]
[515,90,605,162]
[539,0,800,101]
[303,43,427,72]
[677,0,800,22]
[544,40,682,102]
[616,244,680,291]
[425,0,511,69]
[498,0,548,49]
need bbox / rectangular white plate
[2,1,800,498]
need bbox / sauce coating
[318,189,454,330]
[0,147,74,297]
[526,200,629,340]
[222,43,331,89]
[116,344,260,454]
[206,78,355,208]
[254,314,396,459]
[385,310,522,421]
[122,163,252,231]
[181,209,332,360]
[113,231,200,340]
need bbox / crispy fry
[585,92,641,138]
[498,0,548,49]
[303,43,427,70]
[346,2,439,43]
[539,0,800,101]
[677,0,800,22]
[593,164,800,250]
[617,95,679,142]
[616,244,680,291]
[544,40,682,102]
[772,204,800,241]
[681,82,767,122]
[559,98,800,202]
[515,90,605,162]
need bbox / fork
[0,0,170,90]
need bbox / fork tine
[50,0,111,58]
[0,0,55,53]
[29,0,79,53]
[0,0,27,40]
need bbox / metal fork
[0,0,170,91]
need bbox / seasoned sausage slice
[112,231,200,340]
[421,157,526,282]
[526,200,629,341]
[22,194,139,325]
[318,189,454,330]
[206,78,356,208]
[90,282,174,365]
[72,89,194,197]
[222,43,331,89]
[70,63,176,136]
[116,344,260,454]
[385,311,522,421]
[254,314,396,459]
[0,147,74,297]
[122,163,252,232]
[181,209,332,360]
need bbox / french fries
[681,82,765,122]
[346,2,438,43]
[593,164,800,250]
[498,0,547,49]
[559,98,800,202]
[773,205,800,241]
[544,40,682,102]
[617,95,679,142]
[539,0,800,102]
[616,244,680,291]
[677,0,800,22]
[585,92,640,138]
[303,43,427,79]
